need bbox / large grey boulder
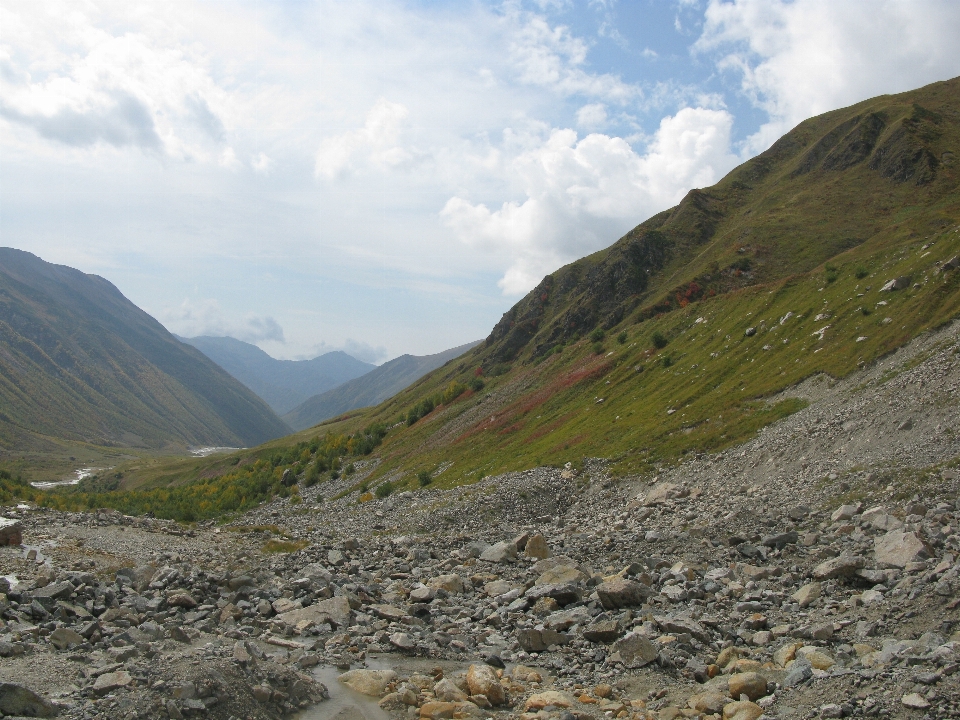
[479,541,517,563]
[0,683,58,717]
[596,578,652,609]
[874,530,932,568]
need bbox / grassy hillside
[178,336,374,415]
[283,341,481,431]
[0,249,291,463]
[11,76,960,518]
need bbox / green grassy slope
[0,249,291,456]
[278,77,960,490]
[283,341,481,431]
[13,76,960,519]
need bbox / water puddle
[297,659,393,720]
[22,541,56,565]
[1,574,19,590]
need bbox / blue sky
[2,1,960,362]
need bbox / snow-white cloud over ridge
[697,0,960,154]
[164,298,284,344]
[442,107,738,294]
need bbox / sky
[2,1,960,363]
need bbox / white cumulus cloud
[164,298,285,344]
[697,0,960,153]
[442,106,738,295]
[315,98,412,179]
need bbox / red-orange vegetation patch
[556,359,613,389]
[524,413,575,443]
[548,433,586,454]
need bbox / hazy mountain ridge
[0,248,290,452]
[177,335,374,415]
[282,341,481,430]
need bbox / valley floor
[3,321,960,719]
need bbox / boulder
[427,574,464,593]
[612,632,658,665]
[791,582,821,608]
[524,534,550,559]
[723,700,764,720]
[166,591,197,608]
[812,555,864,579]
[338,669,397,696]
[880,276,911,291]
[535,564,586,586]
[644,483,679,506]
[727,672,766,701]
[277,595,352,630]
[479,541,517,563]
[0,683,58,717]
[466,664,505,705]
[92,671,133,695]
[596,578,652,609]
[483,580,515,597]
[582,618,622,643]
[524,691,574,711]
[874,530,932,568]
[49,627,84,650]
[516,628,571,652]
[524,582,581,606]
[434,678,467,702]
[0,518,22,546]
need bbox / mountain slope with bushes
[0,249,291,455]
[23,76,960,511]
[283,341,481,430]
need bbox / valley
[2,77,960,720]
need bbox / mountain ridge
[0,248,291,454]
[282,341,482,430]
[176,335,374,415]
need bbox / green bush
[417,470,432,486]
[652,331,669,349]
[375,481,394,499]
[469,377,485,392]
[592,341,604,354]
[855,266,869,279]
[589,328,605,342]
[345,463,356,476]
[662,355,673,368]
[617,331,628,345]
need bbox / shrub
[856,266,869,279]
[345,463,356,476]
[652,331,669,349]
[469,377,485,392]
[330,470,340,480]
[662,355,673,368]
[589,328,605,342]
[617,331,627,345]
[825,263,839,283]
[375,481,394,499]
[417,470,432,486]
[592,341,604,355]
